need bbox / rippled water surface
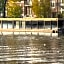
[0,35,64,64]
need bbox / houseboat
[0,18,61,37]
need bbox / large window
[38,21,44,29]
[2,21,12,29]
[7,21,12,29]
[26,21,44,29]
[2,21,8,29]
[45,21,51,29]
[32,21,38,29]
[26,21,31,28]
[52,21,57,28]
[51,1,55,8]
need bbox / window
[2,21,12,29]
[52,21,57,28]
[7,21,12,29]
[32,21,38,29]
[26,21,31,28]
[45,21,51,29]
[51,1,55,8]
[38,21,44,29]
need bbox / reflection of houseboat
[0,18,63,37]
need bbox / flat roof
[0,18,58,21]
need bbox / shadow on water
[0,35,64,64]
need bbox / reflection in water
[0,35,64,64]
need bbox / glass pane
[38,21,44,29]
[26,21,31,28]
[32,21,38,29]
[8,21,12,29]
[2,21,7,29]
[45,21,51,29]
[52,21,57,28]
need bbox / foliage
[6,0,22,18]
[0,0,5,17]
[62,12,64,18]
[32,0,51,18]
[32,0,40,17]
[8,0,22,2]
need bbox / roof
[0,18,58,21]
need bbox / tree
[0,0,7,17]
[32,0,51,18]
[32,0,40,17]
[6,0,22,18]
[8,0,22,2]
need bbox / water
[0,35,64,64]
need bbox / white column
[30,0,32,5]
[22,7,24,17]
[22,21,25,29]
[30,8,32,17]
[16,21,19,29]
[61,8,62,13]
[61,0,62,13]
[61,0,62,3]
